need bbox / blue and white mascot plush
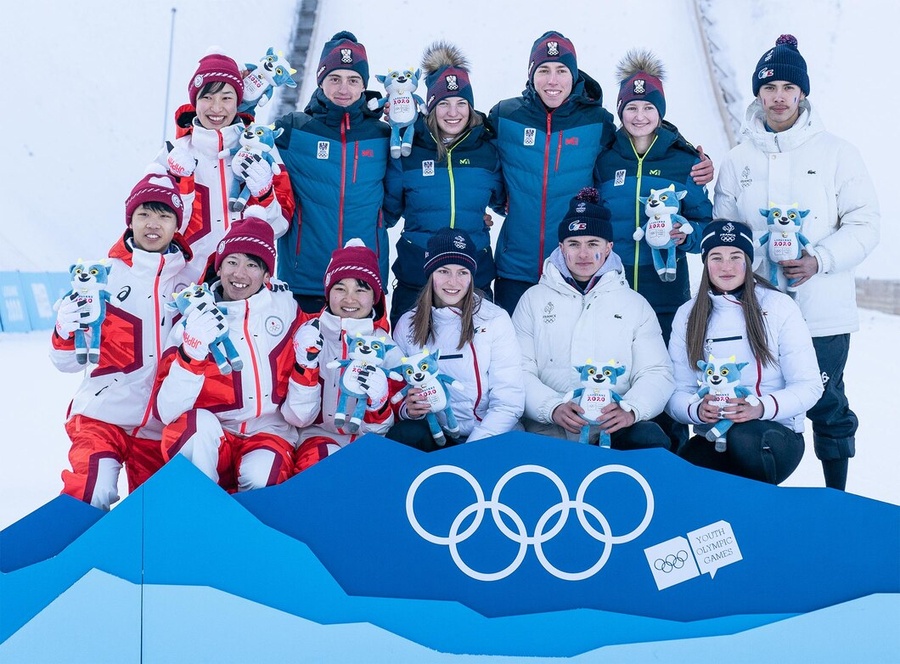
[691,354,760,452]
[219,124,283,212]
[390,348,464,447]
[563,360,626,447]
[170,283,243,375]
[327,332,395,433]
[757,203,811,291]
[56,259,112,365]
[367,67,425,158]
[238,47,297,114]
[634,184,694,282]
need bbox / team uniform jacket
[50,234,197,439]
[392,299,525,441]
[154,282,304,443]
[161,105,293,272]
[274,89,391,297]
[383,115,505,289]
[595,124,712,315]
[282,310,394,446]
[666,285,823,435]
[713,100,880,336]
[512,250,674,434]
[489,72,616,283]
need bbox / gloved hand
[292,321,323,369]
[55,294,86,338]
[238,154,274,198]
[181,310,222,362]
[166,144,197,178]
[357,366,388,410]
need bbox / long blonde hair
[424,108,482,162]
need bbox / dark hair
[410,273,481,350]
[685,251,777,367]
[198,80,232,98]
[424,106,483,162]
[138,200,178,218]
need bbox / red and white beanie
[214,206,276,274]
[124,164,186,230]
[323,238,383,304]
[188,49,244,107]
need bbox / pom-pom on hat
[558,187,612,242]
[214,206,277,275]
[125,164,186,230]
[700,220,755,263]
[752,34,809,96]
[188,49,244,107]
[422,41,474,113]
[528,31,577,86]
[423,228,478,278]
[616,49,666,119]
[323,238,383,304]
[316,31,370,87]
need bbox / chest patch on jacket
[317,141,330,160]
[524,128,536,146]
[422,160,435,176]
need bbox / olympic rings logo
[654,551,689,573]
[406,464,654,582]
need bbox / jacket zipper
[339,113,349,247]
[538,113,552,277]
[241,303,262,434]
[135,255,166,434]
[217,129,230,232]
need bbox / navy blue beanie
[558,188,612,242]
[700,221,755,263]
[753,34,809,96]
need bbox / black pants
[386,419,461,452]
[609,421,672,451]
[494,277,535,317]
[678,420,804,484]
[293,293,326,315]
[809,334,857,461]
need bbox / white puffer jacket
[392,299,525,442]
[512,250,674,439]
[713,100,880,336]
[666,285,823,434]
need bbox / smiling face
[195,83,238,130]
[560,236,612,281]
[328,278,375,319]
[532,62,573,109]
[217,253,269,301]
[431,264,473,308]
[757,80,805,132]
[130,204,178,253]
[706,247,747,292]
[434,97,471,138]
[621,101,660,140]
[321,69,365,107]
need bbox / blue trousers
[809,334,857,461]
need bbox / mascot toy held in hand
[757,203,811,291]
[326,332,395,433]
[562,360,626,448]
[219,124,283,212]
[390,348,464,447]
[56,259,112,365]
[634,184,693,282]
[169,283,243,375]
[239,47,297,114]
[367,67,424,158]
[691,354,760,452]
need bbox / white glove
[166,144,197,178]
[238,155,274,197]
[357,366,388,410]
[181,310,222,361]
[55,294,85,338]
[292,322,323,369]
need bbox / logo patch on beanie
[171,194,182,209]
[341,48,352,64]
[568,221,587,231]
[757,67,774,81]
[445,75,458,90]
[217,240,227,255]
[575,202,586,213]
[764,48,775,62]
[633,79,646,95]
[547,42,560,56]
[453,235,467,249]
[720,222,736,243]
[193,75,204,89]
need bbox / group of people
[51,28,878,511]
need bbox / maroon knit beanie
[528,31,577,87]
[316,31,370,87]
[323,239,383,304]
[188,50,244,107]
[125,165,186,230]
[214,207,276,275]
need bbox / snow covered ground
[2,0,898,529]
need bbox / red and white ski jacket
[154,282,305,443]
[282,309,394,447]
[50,234,197,439]
[160,106,295,274]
